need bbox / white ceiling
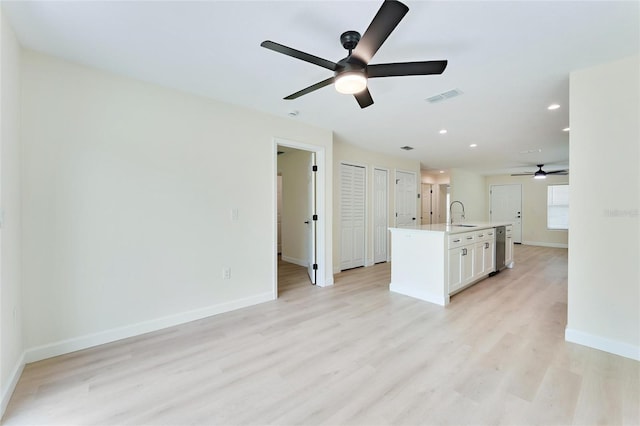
[3,0,638,175]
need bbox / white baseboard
[1,352,25,420]
[281,255,307,267]
[25,292,274,364]
[390,282,449,306]
[565,328,640,361]
[522,241,568,249]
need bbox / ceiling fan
[511,164,569,179]
[260,0,448,109]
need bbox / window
[547,184,569,230]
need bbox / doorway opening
[274,138,328,298]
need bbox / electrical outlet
[223,267,231,280]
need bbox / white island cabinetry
[390,223,511,306]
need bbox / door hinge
[312,214,318,221]
[313,263,318,270]
[312,165,318,172]
[396,179,400,184]
[417,193,421,198]
[395,213,398,217]
[430,189,433,194]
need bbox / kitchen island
[389,222,513,306]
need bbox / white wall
[277,148,311,266]
[20,50,333,361]
[333,138,420,271]
[450,168,486,222]
[0,10,24,417]
[566,55,639,360]
[485,174,569,247]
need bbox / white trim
[390,282,450,306]
[394,169,419,228]
[373,166,391,264]
[281,255,307,267]
[1,352,25,419]
[565,328,640,361]
[24,292,273,363]
[522,241,568,248]
[490,184,523,243]
[339,161,368,271]
[274,138,331,289]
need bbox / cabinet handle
[485,242,489,249]
[466,236,473,240]
[479,234,484,237]
[462,248,467,256]
[453,239,461,243]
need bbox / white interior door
[340,163,366,270]
[277,175,282,254]
[421,183,433,225]
[490,184,522,243]
[373,168,388,263]
[395,170,417,228]
[307,153,317,283]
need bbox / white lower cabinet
[483,239,495,273]
[448,229,497,295]
[505,225,514,267]
[448,247,463,292]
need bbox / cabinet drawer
[475,229,494,241]
[448,234,465,248]
[449,232,475,248]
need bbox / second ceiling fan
[260,0,448,109]
[511,164,569,179]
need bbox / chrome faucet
[450,201,466,224]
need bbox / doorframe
[339,161,368,270]
[394,169,418,228]
[273,138,330,298]
[373,166,390,263]
[489,183,523,243]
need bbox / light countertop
[390,222,513,235]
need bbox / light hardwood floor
[3,246,639,425]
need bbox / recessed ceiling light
[400,146,414,151]
[439,170,445,174]
[288,110,299,117]
[469,143,478,148]
[439,129,447,134]
[548,104,560,110]
[563,127,570,132]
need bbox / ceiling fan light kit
[260,0,447,108]
[334,70,367,94]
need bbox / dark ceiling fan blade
[261,41,338,71]
[368,60,448,78]
[546,170,569,175]
[284,77,335,100]
[354,88,374,108]
[350,0,409,65]
[510,173,534,176]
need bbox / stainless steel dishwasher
[493,226,506,274]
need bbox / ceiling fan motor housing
[340,31,361,51]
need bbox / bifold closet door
[340,163,365,270]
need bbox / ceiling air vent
[400,146,414,151]
[426,88,463,104]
